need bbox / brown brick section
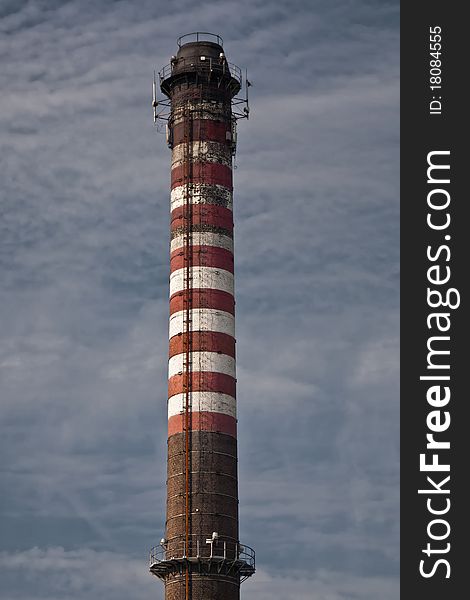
[165,575,239,600]
[166,432,239,543]
[165,433,240,600]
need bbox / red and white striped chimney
[150,33,255,600]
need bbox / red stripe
[170,288,235,315]
[169,331,236,359]
[171,163,232,190]
[168,372,236,398]
[172,120,230,146]
[168,412,237,438]
[170,205,233,232]
[170,246,234,274]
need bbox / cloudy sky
[0,1,399,598]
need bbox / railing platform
[159,58,242,87]
[177,32,224,48]
[149,537,255,582]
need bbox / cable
[182,104,193,600]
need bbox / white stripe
[168,392,236,419]
[168,352,236,379]
[171,232,234,253]
[172,142,232,168]
[170,184,232,211]
[172,102,229,125]
[170,267,234,296]
[169,309,235,338]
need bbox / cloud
[0,0,399,598]
[244,567,398,600]
[0,547,157,600]
[0,548,398,600]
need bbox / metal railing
[159,57,242,87]
[149,535,255,570]
[177,32,224,48]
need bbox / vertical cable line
[183,104,193,600]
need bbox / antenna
[151,69,171,128]
[152,71,158,123]
[244,69,251,119]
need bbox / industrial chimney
[149,32,255,600]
